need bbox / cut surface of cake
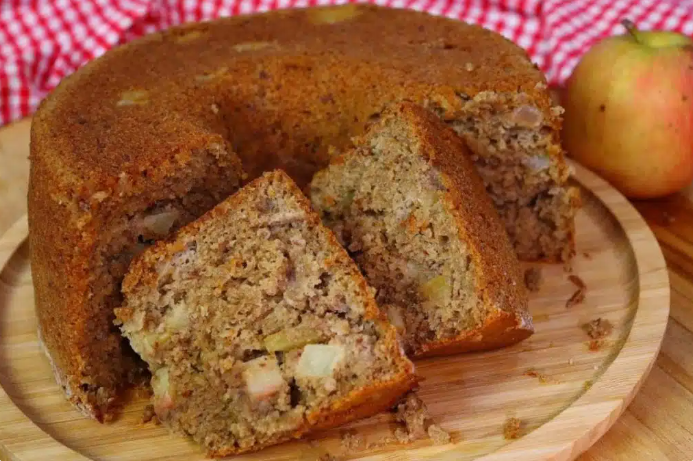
[115,170,416,456]
[310,103,532,356]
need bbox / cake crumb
[523,267,543,292]
[427,424,451,445]
[582,251,592,259]
[581,318,613,339]
[566,274,586,308]
[568,274,586,289]
[584,380,593,390]
[524,368,557,384]
[340,429,364,451]
[395,393,428,440]
[588,339,607,351]
[569,357,575,366]
[141,404,159,424]
[393,392,450,445]
[394,427,412,444]
[503,417,523,440]
[566,289,585,308]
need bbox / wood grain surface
[0,119,30,237]
[0,117,681,460]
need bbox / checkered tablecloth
[1,0,692,126]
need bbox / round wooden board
[0,163,669,461]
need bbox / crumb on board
[568,274,586,289]
[584,380,593,391]
[395,393,427,440]
[141,404,159,425]
[524,368,558,384]
[393,392,451,445]
[588,339,608,351]
[566,289,585,308]
[523,267,543,292]
[524,368,545,382]
[427,424,451,445]
[582,251,592,259]
[340,430,364,451]
[581,318,613,339]
[569,357,575,366]
[394,427,412,444]
[566,274,587,308]
[503,417,523,440]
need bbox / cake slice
[309,103,532,357]
[115,170,416,456]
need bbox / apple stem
[622,19,641,43]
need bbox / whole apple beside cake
[562,20,693,199]
[28,4,580,456]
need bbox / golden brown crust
[415,310,532,357]
[30,102,244,419]
[32,4,556,188]
[30,3,563,418]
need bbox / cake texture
[28,3,577,419]
[114,170,416,456]
[310,103,532,356]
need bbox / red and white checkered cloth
[1,0,693,127]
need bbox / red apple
[562,20,693,199]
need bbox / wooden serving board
[0,163,669,461]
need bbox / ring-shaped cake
[28,4,578,420]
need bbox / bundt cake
[29,3,578,419]
[115,170,416,455]
[310,103,531,356]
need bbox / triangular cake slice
[115,170,416,456]
[309,103,532,357]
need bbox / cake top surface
[31,4,549,191]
